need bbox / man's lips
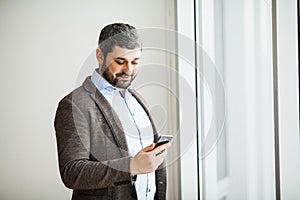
[116,74,131,80]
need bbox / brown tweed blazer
[54,77,166,200]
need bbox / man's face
[98,46,141,89]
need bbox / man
[54,23,170,200]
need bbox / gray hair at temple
[98,23,142,58]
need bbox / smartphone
[154,135,173,148]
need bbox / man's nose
[123,62,133,74]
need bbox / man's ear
[96,48,104,66]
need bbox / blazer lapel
[82,77,129,152]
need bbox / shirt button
[148,189,151,192]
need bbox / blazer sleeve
[54,98,133,190]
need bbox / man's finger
[155,149,166,156]
[141,143,155,152]
[152,142,171,155]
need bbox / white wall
[0,0,177,199]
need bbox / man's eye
[115,60,125,65]
[132,61,139,65]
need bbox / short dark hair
[98,23,142,58]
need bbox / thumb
[141,143,155,152]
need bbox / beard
[102,67,137,89]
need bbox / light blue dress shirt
[91,69,156,200]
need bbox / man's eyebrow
[113,57,140,60]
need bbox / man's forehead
[109,45,141,58]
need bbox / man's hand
[130,142,171,175]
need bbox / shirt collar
[91,69,130,95]
[91,69,116,92]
